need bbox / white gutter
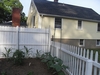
[40,13,100,22]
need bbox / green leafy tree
[3,0,23,12]
[21,12,27,23]
[0,0,23,23]
[0,1,11,23]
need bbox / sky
[19,0,100,16]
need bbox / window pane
[55,17,61,28]
[80,39,84,45]
[97,40,100,45]
[78,20,82,29]
[98,23,100,31]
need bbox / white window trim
[55,17,62,28]
[97,23,100,32]
[79,39,85,46]
[77,20,83,30]
[96,40,100,46]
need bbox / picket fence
[51,41,100,75]
[0,26,50,58]
[1,26,100,75]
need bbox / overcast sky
[20,0,100,16]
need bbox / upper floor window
[78,20,82,29]
[55,17,62,28]
[97,23,100,31]
[96,40,100,46]
[79,39,84,46]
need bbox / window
[78,20,82,29]
[33,16,35,27]
[79,39,84,46]
[96,40,100,46]
[97,23,100,31]
[55,17,61,28]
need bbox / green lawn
[88,48,100,62]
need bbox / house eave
[40,13,100,22]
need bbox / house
[27,0,100,48]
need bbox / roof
[34,0,100,22]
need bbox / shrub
[2,47,12,58]
[50,58,67,75]
[1,71,6,75]
[12,49,25,65]
[24,46,32,58]
[36,50,42,58]
[41,52,67,75]
[27,71,34,75]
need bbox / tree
[21,12,27,23]
[3,0,23,12]
[0,0,23,23]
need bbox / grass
[88,48,100,62]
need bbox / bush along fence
[0,26,51,58]
[1,45,67,75]
[50,41,100,75]
[2,46,40,66]
[41,52,67,75]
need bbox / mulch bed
[0,58,53,75]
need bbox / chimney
[12,8,21,27]
[54,0,58,2]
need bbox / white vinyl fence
[51,41,100,75]
[0,26,50,58]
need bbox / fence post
[56,47,59,58]
[93,51,98,75]
[85,60,93,75]
[16,26,19,49]
[48,27,51,52]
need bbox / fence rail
[0,26,50,58]
[51,41,100,75]
[1,26,100,75]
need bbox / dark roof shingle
[34,0,100,21]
